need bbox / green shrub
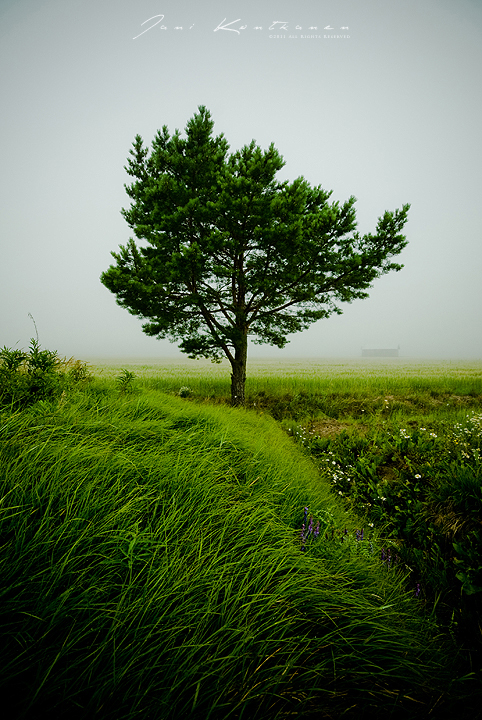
[0,340,92,408]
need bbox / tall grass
[0,386,471,719]
[86,358,482,419]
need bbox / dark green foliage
[101,106,410,405]
[0,339,61,407]
[0,340,92,408]
[296,413,482,665]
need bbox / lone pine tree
[101,106,410,406]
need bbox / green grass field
[1,354,481,718]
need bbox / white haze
[1,0,481,361]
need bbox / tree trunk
[230,333,248,407]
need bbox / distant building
[362,347,400,358]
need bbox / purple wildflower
[415,583,421,598]
[308,515,313,536]
[314,521,320,539]
[303,507,308,525]
[300,523,306,552]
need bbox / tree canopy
[101,106,410,405]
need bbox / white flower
[415,474,421,479]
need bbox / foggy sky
[1,0,481,360]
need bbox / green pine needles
[101,106,410,406]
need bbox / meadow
[1,348,481,718]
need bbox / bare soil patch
[307,419,356,438]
